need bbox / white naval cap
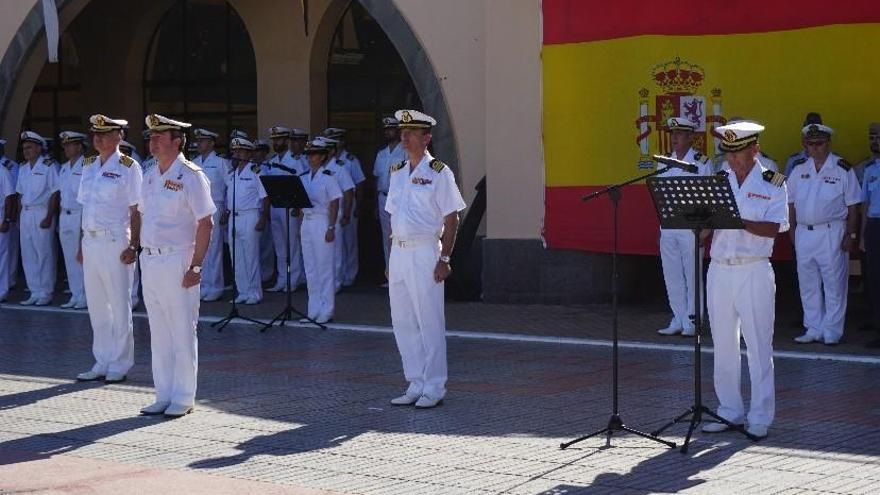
[193,128,219,140]
[230,129,250,140]
[255,139,270,150]
[59,131,87,144]
[89,114,128,133]
[268,126,292,139]
[20,131,46,146]
[382,117,399,128]
[290,128,308,139]
[0,139,6,146]
[716,121,765,152]
[304,137,330,154]
[802,123,834,139]
[395,109,437,129]
[666,117,696,132]
[315,136,339,149]
[230,137,256,150]
[145,114,192,132]
[323,127,346,138]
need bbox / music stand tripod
[561,165,678,450]
[212,158,267,332]
[645,175,759,453]
[258,175,325,331]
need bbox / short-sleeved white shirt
[16,156,60,206]
[373,142,405,193]
[59,156,84,210]
[385,151,467,240]
[78,150,143,231]
[225,162,267,211]
[193,150,229,204]
[326,158,355,193]
[657,148,711,178]
[139,153,216,248]
[339,151,365,185]
[264,150,308,177]
[300,165,343,217]
[710,160,790,260]
[787,152,861,225]
[0,163,13,202]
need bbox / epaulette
[390,161,405,172]
[692,151,709,164]
[336,158,344,165]
[430,159,446,173]
[322,169,334,176]
[119,155,134,167]
[181,159,202,172]
[250,164,261,174]
[791,156,808,168]
[836,158,852,171]
[788,151,802,158]
[43,157,55,165]
[83,155,96,166]
[762,169,786,187]
[716,170,729,178]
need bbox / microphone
[653,154,700,174]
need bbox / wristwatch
[849,232,858,240]
[439,255,451,264]
[190,265,202,274]
[127,244,138,252]
[327,225,335,231]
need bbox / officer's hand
[120,247,136,265]
[182,269,200,288]
[76,248,83,265]
[434,260,451,283]
[255,219,265,232]
[325,229,335,243]
[841,237,855,253]
[341,214,351,227]
[39,217,52,229]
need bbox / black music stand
[561,166,678,451]
[645,175,759,453]
[258,175,325,331]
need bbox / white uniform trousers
[270,206,305,289]
[20,206,56,298]
[199,206,225,298]
[0,226,10,297]
[229,210,262,300]
[259,217,275,283]
[795,221,848,343]
[9,221,19,288]
[378,193,392,268]
[707,259,776,427]
[301,214,335,319]
[59,209,85,303]
[333,216,344,291]
[82,232,135,375]
[131,260,141,304]
[659,229,699,328]
[141,247,199,407]
[342,215,359,285]
[388,238,447,399]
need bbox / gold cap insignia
[401,111,412,123]
[724,130,736,142]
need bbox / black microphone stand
[212,157,266,332]
[561,164,677,450]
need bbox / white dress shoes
[794,333,820,343]
[104,372,127,384]
[73,300,88,309]
[140,401,170,415]
[681,324,696,337]
[390,392,420,406]
[19,296,38,306]
[164,403,194,418]
[60,298,76,309]
[34,296,52,306]
[701,420,743,433]
[746,423,769,439]
[415,395,443,409]
[76,370,105,382]
[244,297,260,305]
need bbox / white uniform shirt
[385,152,467,240]
[787,152,861,225]
[139,153,216,248]
[710,160,790,260]
[326,158,355,193]
[264,150,308,177]
[0,163,13,203]
[339,151,365,185]
[2,158,19,189]
[373,142,405,193]
[193,150,229,204]
[784,150,808,176]
[225,162,267,211]
[300,166,343,216]
[77,150,143,231]
[58,156,84,210]
[657,148,711,178]
[16,156,60,206]
[141,155,157,173]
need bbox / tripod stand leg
[702,408,759,441]
[651,408,695,437]
[620,425,677,448]
[679,407,703,454]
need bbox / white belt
[83,228,113,238]
[303,212,328,220]
[232,208,259,216]
[392,237,439,249]
[798,221,843,231]
[142,246,181,256]
[22,204,47,210]
[712,257,766,266]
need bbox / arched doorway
[143,0,257,149]
[326,1,422,285]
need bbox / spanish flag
[543,0,880,255]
